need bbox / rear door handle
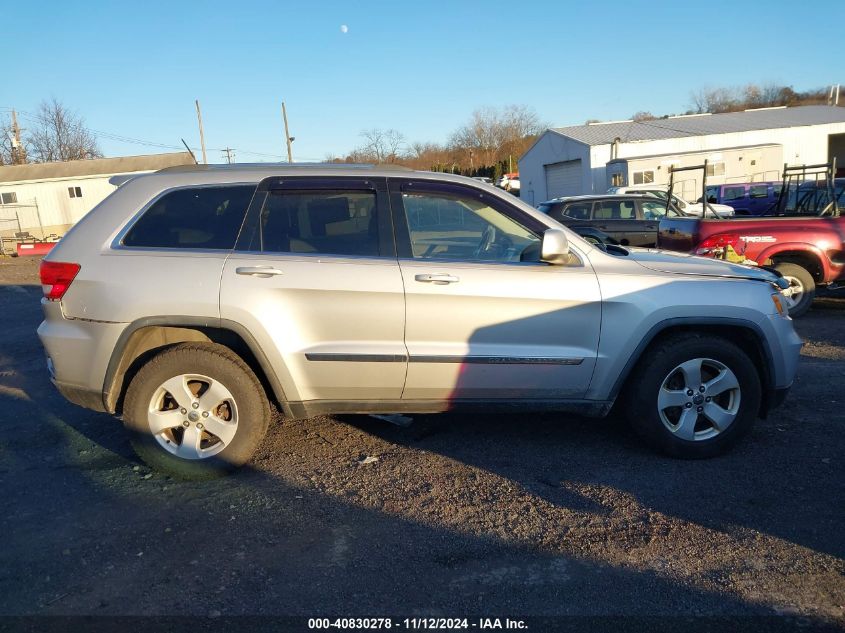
[415,273,459,284]
[235,266,284,278]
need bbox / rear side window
[252,190,380,257]
[561,203,591,220]
[749,185,769,198]
[123,185,254,249]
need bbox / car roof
[541,194,655,204]
[122,162,511,190]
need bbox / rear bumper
[770,386,791,410]
[37,299,127,411]
[52,379,109,413]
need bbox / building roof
[549,105,845,147]
[0,152,195,184]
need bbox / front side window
[749,185,769,198]
[632,170,654,185]
[724,186,746,201]
[401,189,539,263]
[123,185,255,249]
[641,200,680,219]
[705,186,719,203]
[254,190,379,257]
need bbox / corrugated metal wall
[521,121,845,200]
[0,174,125,235]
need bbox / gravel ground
[0,256,843,628]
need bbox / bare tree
[690,86,738,114]
[358,128,405,163]
[0,116,16,165]
[688,82,827,114]
[632,111,656,122]
[450,105,546,168]
[28,98,102,163]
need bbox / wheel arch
[103,317,292,417]
[609,317,775,418]
[759,244,827,283]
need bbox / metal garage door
[545,160,582,199]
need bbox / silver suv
[38,165,802,476]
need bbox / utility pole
[222,147,235,164]
[10,110,25,164]
[195,100,208,164]
[281,101,293,163]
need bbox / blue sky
[3,0,843,162]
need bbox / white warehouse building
[518,105,845,206]
[0,152,194,238]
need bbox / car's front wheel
[123,343,271,478]
[625,334,762,458]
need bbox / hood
[627,248,781,284]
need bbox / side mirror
[541,228,570,264]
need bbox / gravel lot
[0,256,843,628]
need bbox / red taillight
[39,261,80,301]
[695,233,744,258]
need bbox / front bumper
[764,313,803,389]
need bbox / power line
[1,106,306,161]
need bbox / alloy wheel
[146,373,239,459]
[657,358,741,441]
[779,275,804,311]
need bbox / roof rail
[744,105,787,112]
[155,162,414,174]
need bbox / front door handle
[236,266,284,278]
[415,273,459,284]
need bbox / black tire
[123,343,270,479]
[773,262,815,318]
[624,334,762,459]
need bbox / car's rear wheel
[123,343,270,478]
[774,262,815,317]
[625,334,761,458]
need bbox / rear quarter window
[122,185,255,249]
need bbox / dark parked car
[537,195,684,247]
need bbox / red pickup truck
[658,214,844,316]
